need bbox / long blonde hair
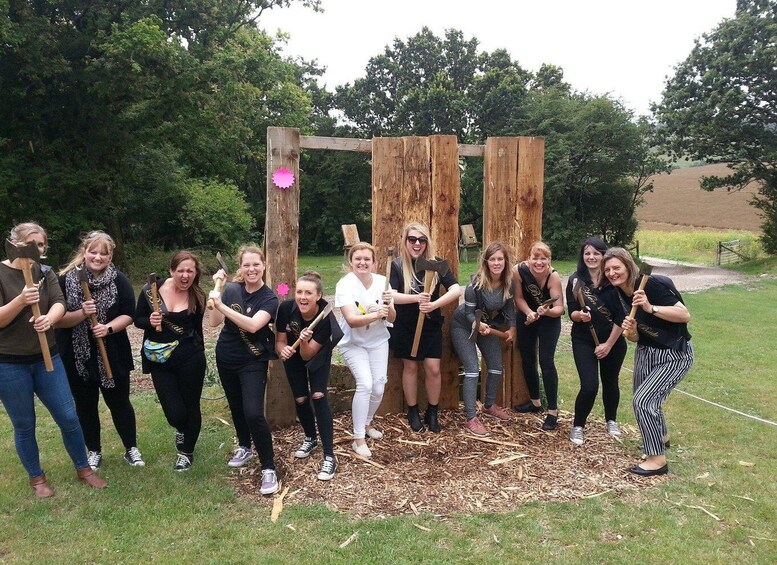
[398,222,436,292]
[59,230,115,275]
[232,244,265,283]
[602,247,638,292]
[472,241,513,302]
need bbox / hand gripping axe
[5,239,54,371]
[572,277,600,347]
[77,266,113,380]
[623,262,653,337]
[207,252,230,310]
[410,255,450,358]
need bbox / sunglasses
[406,236,428,244]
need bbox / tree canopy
[653,0,777,252]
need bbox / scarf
[65,265,118,388]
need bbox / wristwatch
[651,305,660,315]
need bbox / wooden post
[482,136,545,409]
[265,126,300,428]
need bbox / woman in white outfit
[335,242,396,458]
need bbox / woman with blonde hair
[603,247,693,476]
[451,241,516,436]
[1,222,106,497]
[57,230,143,471]
[209,245,279,494]
[335,242,396,457]
[513,241,565,431]
[389,222,461,433]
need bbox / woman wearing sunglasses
[389,222,461,432]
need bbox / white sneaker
[352,441,372,458]
[365,427,383,439]
[87,450,102,471]
[260,469,279,495]
[123,447,146,467]
[569,426,584,446]
[606,420,622,436]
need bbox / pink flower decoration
[272,167,295,189]
[276,282,290,298]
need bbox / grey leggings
[451,323,504,420]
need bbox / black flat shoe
[514,401,542,413]
[628,464,669,477]
[424,406,441,433]
[541,414,558,431]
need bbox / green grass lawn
[3,272,777,562]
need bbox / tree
[653,0,777,253]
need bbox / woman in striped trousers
[603,248,694,477]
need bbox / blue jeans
[0,355,88,477]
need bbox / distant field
[637,163,762,232]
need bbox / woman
[513,241,565,431]
[335,242,396,458]
[0,222,106,497]
[603,248,693,476]
[389,222,461,433]
[276,272,342,480]
[209,245,279,495]
[135,251,206,472]
[565,237,627,446]
[451,242,516,436]
[56,231,143,470]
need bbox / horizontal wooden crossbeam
[300,135,485,157]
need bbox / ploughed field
[637,164,761,232]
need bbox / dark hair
[575,236,609,276]
[170,250,205,312]
[297,270,323,295]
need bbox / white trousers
[341,341,389,439]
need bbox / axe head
[77,265,89,283]
[215,252,229,274]
[638,261,653,277]
[541,295,560,308]
[469,310,484,342]
[386,246,395,261]
[5,239,40,262]
[147,273,157,288]
[572,277,583,296]
[415,255,450,276]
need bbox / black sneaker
[294,437,318,459]
[174,453,192,471]
[317,456,337,481]
[406,405,426,432]
[424,405,441,433]
[87,450,102,471]
[174,431,184,451]
[541,414,558,431]
[123,447,145,467]
[514,401,542,413]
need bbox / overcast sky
[259,0,737,116]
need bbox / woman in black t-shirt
[603,247,694,477]
[135,251,206,472]
[276,271,342,481]
[57,230,143,471]
[209,245,279,495]
[389,222,461,433]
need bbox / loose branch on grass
[339,532,359,548]
[413,523,431,532]
[673,501,722,521]
[583,489,613,499]
[270,486,289,523]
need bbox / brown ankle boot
[29,474,54,498]
[76,467,107,489]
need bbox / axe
[77,267,113,380]
[623,262,653,337]
[5,239,53,371]
[469,309,511,342]
[541,296,560,308]
[147,273,162,332]
[380,246,396,321]
[572,278,600,347]
[291,304,333,350]
[410,255,450,358]
[206,252,230,310]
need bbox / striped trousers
[633,341,694,456]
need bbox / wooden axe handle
[290,307,330,350]
[149,278,162,332]
[79,281,113,380]
[410,270,436,358]
[20,258,53,372]
[206,278,225,311]
[623,274,651,336]
[575,288,600,347]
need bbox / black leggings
[516,316,561,410]
[284,355,334,457]
[150,352,206,454]
[67,367,137,452]
[571,336,627,427]
[218,359,275,470]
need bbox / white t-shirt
[335,272,392,349]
